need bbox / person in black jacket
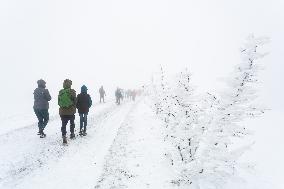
[76,85,92,136]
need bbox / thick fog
[0,0,283,117]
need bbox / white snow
[95,99,175,189]
[0,98,283,189]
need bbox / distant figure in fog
[58,79,77,144]
[127,89,132,99]
[115,88,122,105]
[33,79,51,138]
[131,90,136,101]
[99,86,106,103]
[120,89,124,101]
[76,85,92,136]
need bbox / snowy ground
[0,98,283,189]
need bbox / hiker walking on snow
[99,86,106,103]
[76,85,92,136]
[33,79,51,138]
[115,88,122,105]
[58,79,77,144]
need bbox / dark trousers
[79,113,88,132]
[34,109,49,132]
[60,115,75,137]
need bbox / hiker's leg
[42,109,49,130]
[34,109,44,132]
[83,114,87,132]
[79,113,83,131]
[61,115,68,137]
[70,115,75,134]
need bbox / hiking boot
[70,133,75,139]
[37,131,41,135]
[82,132,87,136]
[63,136,67,144]
[79,130,83,136]
[40,132,46,138]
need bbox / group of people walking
[33,79,140,144]
[115,88,138,105]
[33,79,92,144]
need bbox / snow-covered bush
[192,34,270,188]
[150,67,205,186]
[150,35,269,188]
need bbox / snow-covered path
[0,100,136,189]
[0,98,283,189]
[95,99,174,189]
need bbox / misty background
[0,0,283,118]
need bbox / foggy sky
[0,0,283,116]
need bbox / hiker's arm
[71,90,77,105]
[57,92,60,106]
[45,89,52,101]
[76,95,79,108]
[89,95,92,108]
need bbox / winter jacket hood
[37,79,46,88]
[63,79,72,89]
[81,85,88,93]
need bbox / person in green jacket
[58,79,76,144]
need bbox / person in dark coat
[76,85,92,136]
[33,79,51,138]
[115,88,122,105]
[58,79,76,143]
[99,86,106,103]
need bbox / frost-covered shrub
[150,35,269,188]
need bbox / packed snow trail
[95,99,174,189]
[1,98,281,189]
[0,100,135,189]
